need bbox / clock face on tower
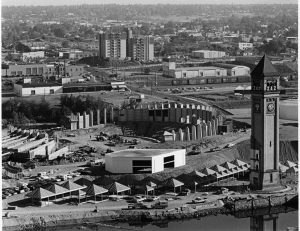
[267,103,275,113]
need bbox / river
[46,210,298,231]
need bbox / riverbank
[3,193,297,231]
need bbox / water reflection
[250,214,278,231]
[41,207,298,231]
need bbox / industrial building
[163,62,227,78]
[98,31,127,59]
[105,149,186,174]
[2,63,84,78]
[191,50,226,59]
[213,63,251,76]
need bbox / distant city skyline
[2,0,297,6]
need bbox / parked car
[133,195,147,203]
[151,201,168,209]
[192,197,206,204]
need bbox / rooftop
[192,50,225,53]
[106,149,185,158]
[251,54,279,78]
[174,66,226,71]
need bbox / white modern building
[105,149,186,174]
[14,79,62,96]
[238,43,253,50]
[163,62,227,78]
[191,50,226,59]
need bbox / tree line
[2,95,108,127]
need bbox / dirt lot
[56,125,155,154]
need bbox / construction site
[2,57,298,231]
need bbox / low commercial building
[59,49,84,60]
[21,51,45,61]
[238,43,253,50]
[191,50,226,59]
[163,62,227,78]
[14,79,62,96]
[105,149,186,174]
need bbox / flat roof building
[163,62,227,78]
[192,50,226,59]
[105,149,186,174]
[14,79,62,97]
[99,31,127,60]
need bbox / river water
[50,210,298,231]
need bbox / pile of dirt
[235,139,298,163]
[279,140,298,163]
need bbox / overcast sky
[2,0,297,6]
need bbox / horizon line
[2,3,298,6]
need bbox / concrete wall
[67,108,114,130]
[118,104,214,124]
[48,146,69,160]
[11,137,48,153]
[29,140,56,158]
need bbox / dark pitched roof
[60,181,85,191]
[85,184,108,196]
[108,182,130,194]
[251,54,279,78]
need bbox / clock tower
[250,54,281,190]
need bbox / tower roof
[251,54,279,78]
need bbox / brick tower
[249,54,281,190]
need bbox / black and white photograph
[1,0,298,230]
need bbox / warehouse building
[163,62,227,78]
[105,149,186,174]
[213,63,250,76]
[191,50,226,59]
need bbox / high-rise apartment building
[128,36,154,61]
[99,31,127,59]
[99,29,154,61]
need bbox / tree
[52,27,66,38]
[12,111,19,125]
[62,40,69,48]
[15,42,31,52]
